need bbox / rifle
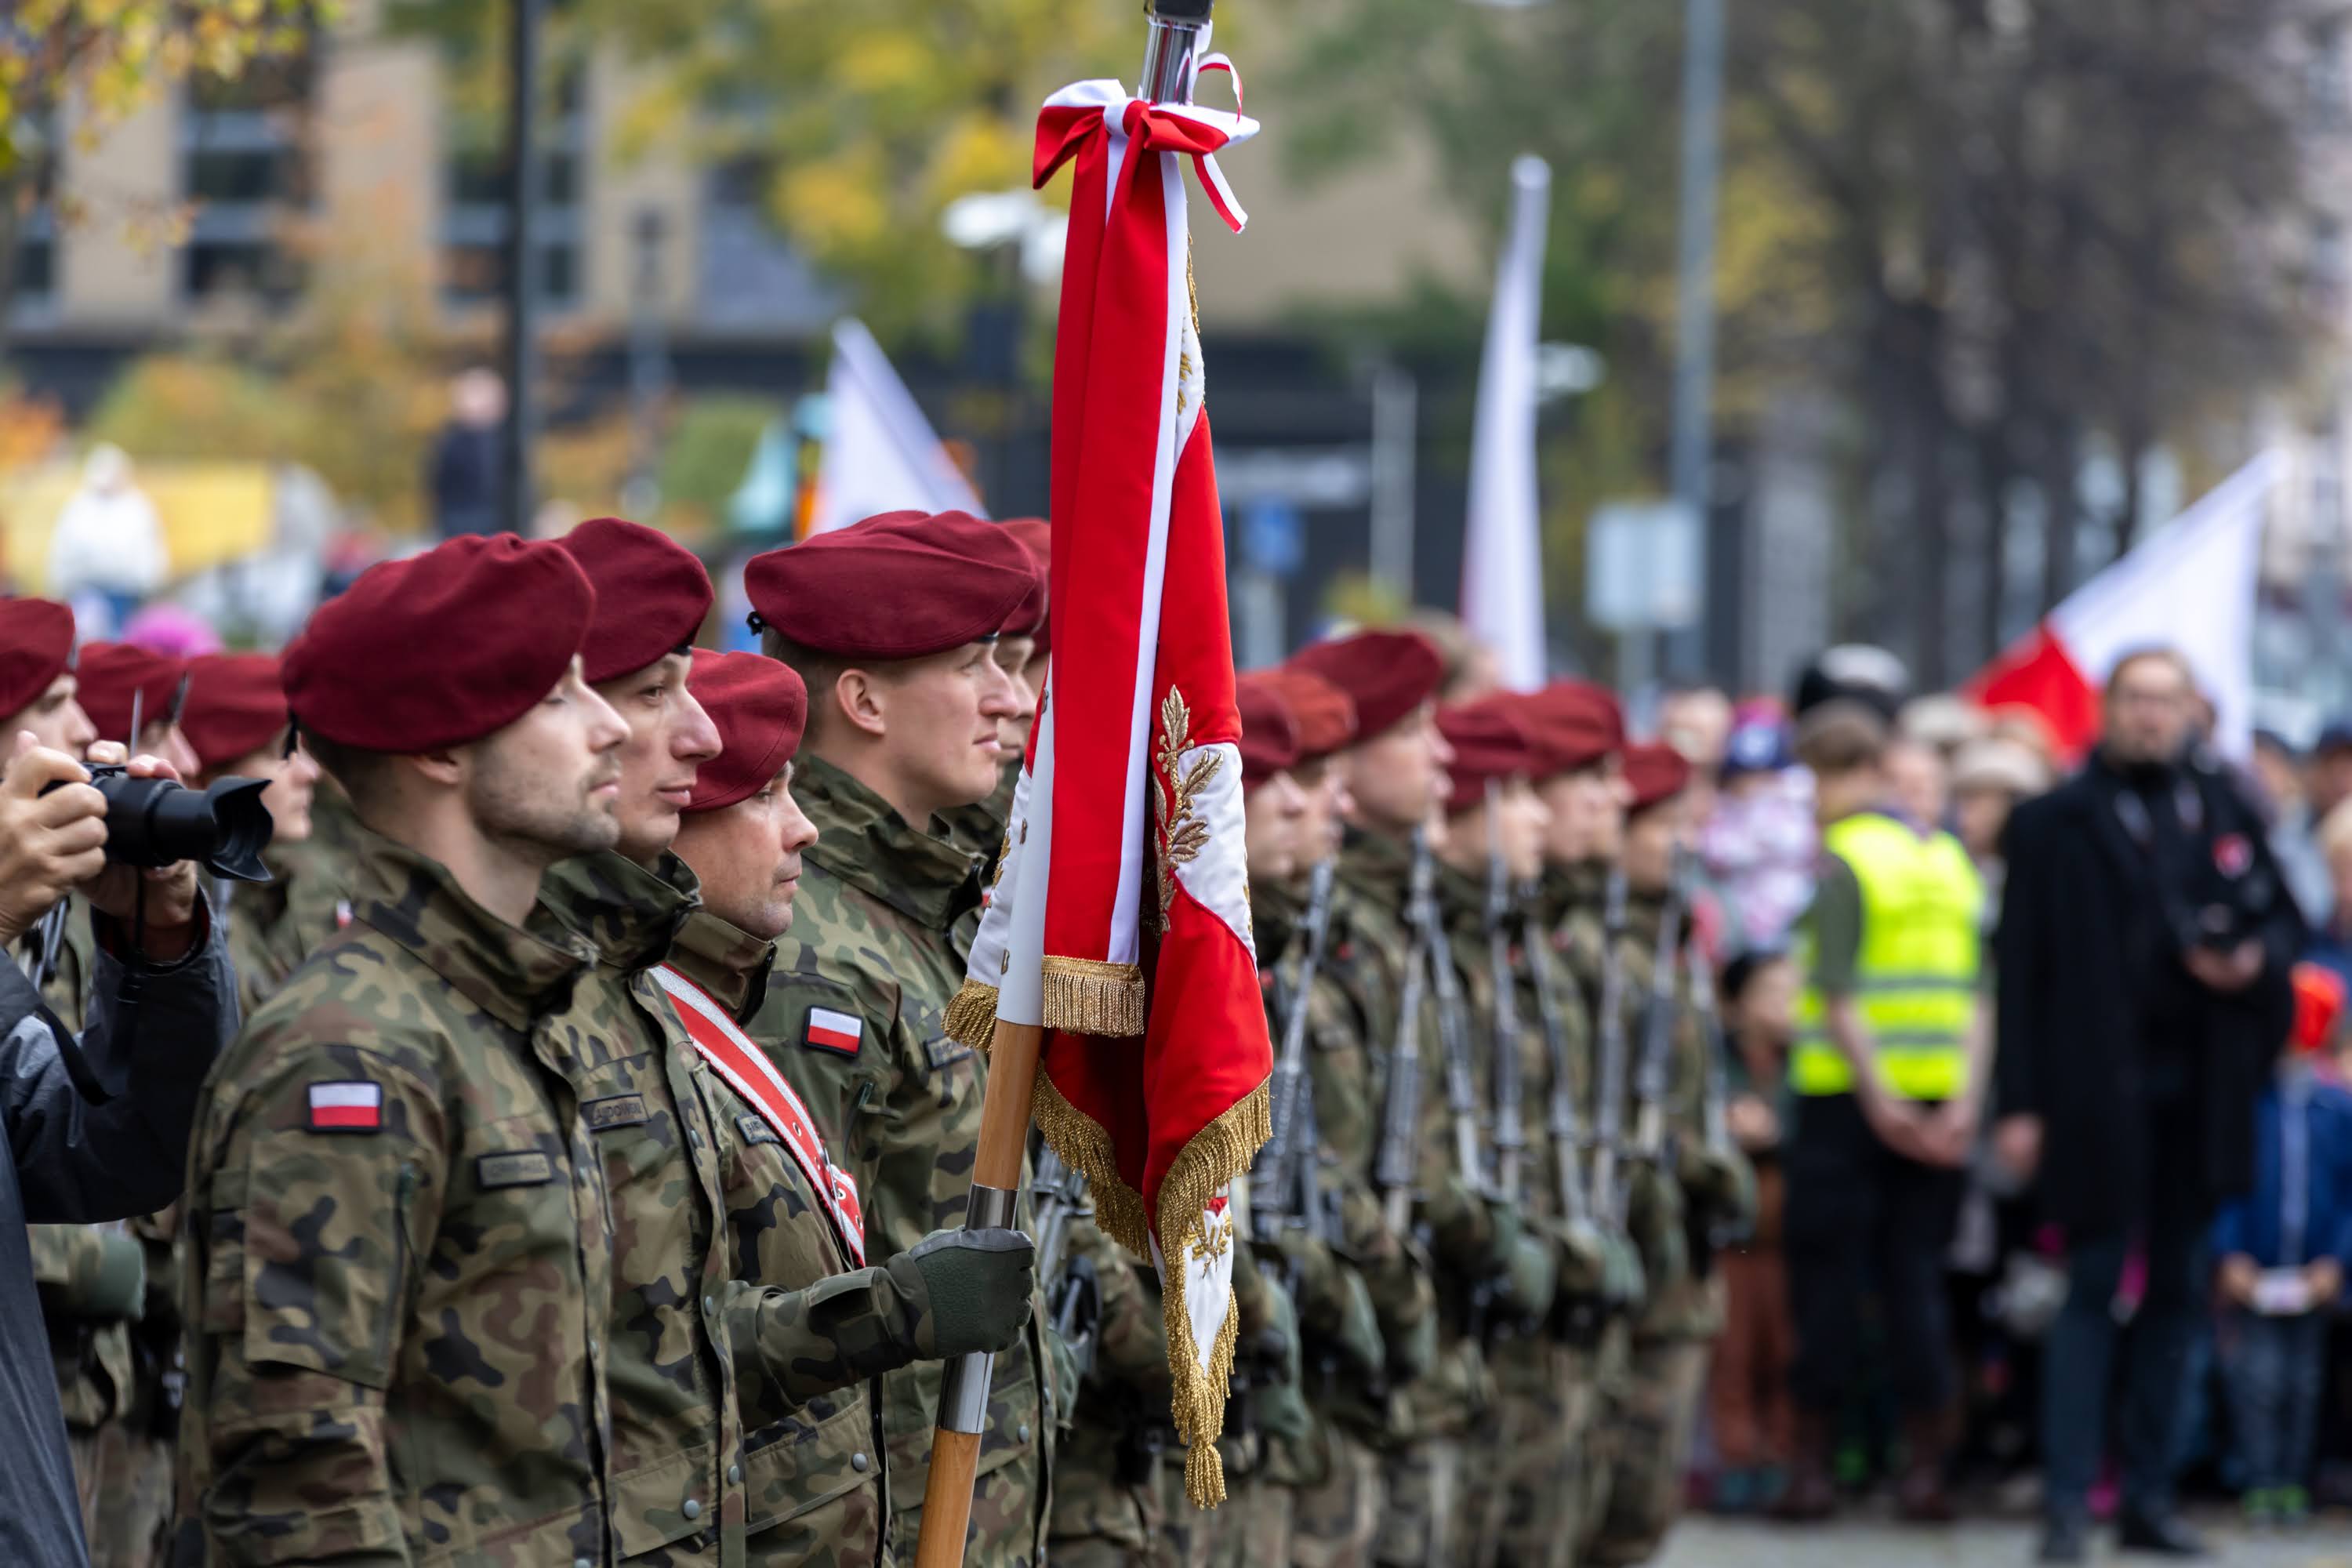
[1375,832,1435,1233]
[1256,858,1338,1247]
[1030,1142,1101,1381]
[1483,786,1526,1205]
[1687,916,1732,1165]
[1629,865,1690,1179]
[1523,884,1592,1229]
[1588,869,1633,1231]
[1406,830,1488,1203]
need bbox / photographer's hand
[0,732,109,946]
[78,742,202,960]
[2183,939,2263,994]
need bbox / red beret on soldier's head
[285,534,596,753]
[1439,699,1536,815]
[743,510,1035,661]
[683,649,808,814]
[1253,668,1356,761]
[1285,628,1443,744]
[558,516,714,684]
[997,518,1051,640]
[1512,681,1623,779]
[0,598,77,721]
[74,641,186,745]
[1235,672,1303,791]
[1622,740,1694,817]
[181,652,288,770]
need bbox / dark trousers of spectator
[2221,1310,2329,1493]
[1784,1094,1967,1417]
[2040,1212,2207,1522]
[1712,1163,1798,1471]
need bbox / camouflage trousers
[1584,1337,1711,1567]
[896,1450,1047,1568]
[69,1421,174,1568]
[1465,1337,1597,1568]
[1373,1436,1462,1568]
[1573,1324,1632,1566]
[1152,1446,1296,1568]
[1288,1424,1384,1568]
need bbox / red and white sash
[652,964,867,1266]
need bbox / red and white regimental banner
[944,53,1273,1508]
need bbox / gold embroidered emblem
[1152,687,1221,925]
[1190,1207,1232,1276]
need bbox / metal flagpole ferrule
[936,1180,1025,1434]
[1142,0,1214,106]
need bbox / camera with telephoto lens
[53,764,274,882]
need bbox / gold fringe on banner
[1032,1072,1149,1253]
[943,978,1000,1051]
[1040,955,1146,1036]
[1155,1078,1273,1509]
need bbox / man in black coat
[1995,648,2302,1562]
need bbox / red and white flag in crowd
[1461,155,1552,692]
[1973,451,2278,759]
[807,318,986,537]
[946,52,1272,1508]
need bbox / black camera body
[68,765,274,882]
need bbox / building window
[13,107,57,310]
[180,53,314,302]
[441,64,586,309]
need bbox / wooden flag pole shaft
[911,1018,1044,1568]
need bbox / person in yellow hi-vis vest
[1774,702,1987,1527]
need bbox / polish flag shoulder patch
[307,1080,384,1134]
[803,1007,862,1057]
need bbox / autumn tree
[0,1,322,351]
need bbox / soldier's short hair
[299,730,394,815]
[760,628,855,736]
[1795,699,1889,777]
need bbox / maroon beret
[1235,672,1302,790]
[1439,699,1535,815]
[559,516,713,684]
[285,534,596,753]
[0,598,76,720]
[997,518,1051,638]
[1286,629,1443,743]
[1511,681,1623,779]
[76,641,186,745]
[684,649,809,814]
[1622,740,1694,815]
[1253,668,1356,760]
[182,653,289,770]
[744,510,1034,660]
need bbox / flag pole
[910,13,1218,1565]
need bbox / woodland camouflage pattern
[222,784,358,1020]
[176,827,616,1567]
[1045,1212,1171,1566]
[662,906,886,1566]
[762,755,1053,1567]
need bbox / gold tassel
[943,978,1000,1051]
[1032,1073,1150,1254]
[1040,955,1145,1036]
[1153,1079,1273,1510]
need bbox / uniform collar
[537,849,700,975]
[1338,826,1417,905]
[348,824,593,1031]
[666,908,776,1022]
[797,753,985,932]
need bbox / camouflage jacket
[761,755,1052,1566]
[221,793,358,1021]
[1326,833,1495,1438]
[940,754,1022,877]
[1045,1212,1171,1553]
[662,909,887,1564]
[178,827,616,1568]
[537,851,750,1566]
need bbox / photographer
[1995,647,2303,1562]
[0,597,237,1568]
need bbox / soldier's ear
[833,667,889,740]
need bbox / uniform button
[851,1452,869,1472]
[1018,1423,1032,1443]
[728,1464,742,1485]
[682,1497,702,1521]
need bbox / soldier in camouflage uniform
[1578,742,1752,1568]
[1048,1207,1179,1566]
[176,536,639,1566]
[941,518,1046,868]
[1289,630,1523,1568]
[746,510,1058,1567]
[182,652,353,1018]
[671,647,1043,1566]
[1431,700,1617,1568]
